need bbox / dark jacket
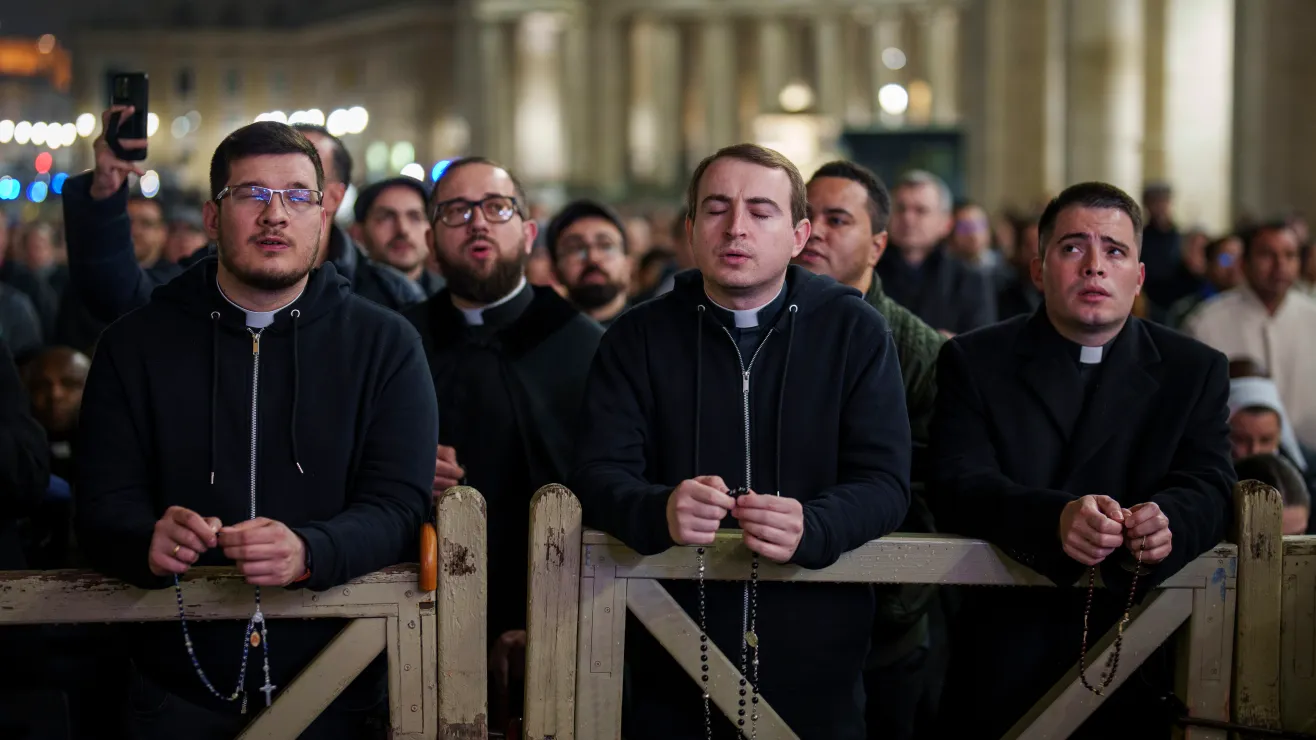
[572,266,912,740]
[0,259,57,342]
[62,172,424,324]
[404,284,602,641]
[876,245,997,334]
[929,309,1235,738]
[0,341,49,570]
[75,257,437,712]
[0,283,42,363]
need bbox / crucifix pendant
[261,681,277,707]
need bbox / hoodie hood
[153,255,353,334]
[670,264,861,324]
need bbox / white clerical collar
[460,276,528,326]
[707,283,784,329]
[217,277,304,329]
[1079,345,1104,365]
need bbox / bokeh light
[76,113,96,137]
[431,160,451,182]
[14,121,32,145]
[400,163,425,181]
[34,152,53,174]
[0,120,13,144]
[28,181,49,203]
[140,170,161,198]
[878,84,910,115]
[146,113,161,137]
[51,173,68,195]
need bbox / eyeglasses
[558,240,624,264]
[215,185,324,213]
[432,196,522,228]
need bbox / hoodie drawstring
[290,309,303,475]
[693,305,705,475]
[209,312,221,486]
[775,305,798,495]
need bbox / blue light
[28,181,49,203]
[0,177,19,201]
[51,173,67,194]
[431,160,451,182]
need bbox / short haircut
[353,177,430,224]
[1204,235,1239,263]
[544,199,628,260]
[209,122,323,200]
[1240,220,1295,261]
[1036,181,1144,257]
[1234,453,1311,509]
[291,123,352,185]
[1229,357,1270,379]
[894,170,952,214]
[809,160,891,234]
[686,143,807,226]
[430,156,528,221]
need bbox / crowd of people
[0,102,1313,740]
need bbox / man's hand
[433,444,465,494]
[1059,495,1127,566]
[488,630,527,693]
[667,475,735,545]
[1123,502,1172,564]
[733,492,804,563]
[149,506,222,576]
[218,518,307,587]
[89,107,147,201]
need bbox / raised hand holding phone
[89,106,148,201]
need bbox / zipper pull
[743,371,750,393]
[251,332,260,355]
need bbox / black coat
[75,257,437,713]
[0,341,48,570]
[876,246,997,334]
[572,266,912,740]
[928,309,1235,738]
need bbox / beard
[436,238,529,304]
[568,274,623,310]
[218,229,319,292]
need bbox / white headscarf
[1229,377,1308,471]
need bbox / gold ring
[172,544,182,556]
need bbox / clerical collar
[706,282,786,329]
[1079,345,1104,365]
[459,277,529,327]
[217,277,304,329]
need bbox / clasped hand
[1058,495,1172,567]
[666,476,804,563]
[149,505,307,586]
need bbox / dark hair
[430,156,528,221]
[1240,220,1295,261]
[1229,357,1270,379]
[1037,182,1144,257]
[1204,234,1239,263]
[640,247,676,273]
[686,143,807,226]
[209,122,324,200]
[353,177,429,224]
[544,199,627,260]
[1234,453,1311,509]
[809,160,891,234]
[291,123,352,185]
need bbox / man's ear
[203,200,221,243]
[870,231,888,268]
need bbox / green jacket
[864,273,944,444]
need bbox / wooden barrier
[522,482,1289,740]
[0,486,488,740]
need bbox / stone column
[514,12,565,183]
[757,19,790,113]
[870,10,904,121]
[560,11,593,185]
[813,17,845,119]
[591,11,628,195]
[921,7,960,124]
[701,18,738,152]
[629,17,683,187]
[1065,0,1145,195]
[461,18,514,164]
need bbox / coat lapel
[1016,309,1086,439]
[1062,318,1161,481]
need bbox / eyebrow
[231,180,314,190]
[1057,232,1132,251]
[700,194,783,214]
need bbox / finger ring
[172,544,182,556]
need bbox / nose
[725,205,749,240]
[1081,248,1105,277]
[258,195,291,225]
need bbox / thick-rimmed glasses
[431,196,522,228]
[216,185,324,213]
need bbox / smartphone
[106,72,149,161]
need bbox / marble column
[813,17,845,119]
[629,18,683,187]
[1066,0,1145,195]
[870,10,904,121]
[560,12,593,185]
[921,7,960,124]
[465,19,514,164]
[591,11,628,195]
[701,18,738,152]
[514,12,565,182]
[757,19,790,113]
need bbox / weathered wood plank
[1281,548,1316,733]
[626,578,798,740]
[1005,588,1194,740]
[574,564,625,740]
[237,617,387,740]
[436,485,489,739]
[588,531,1233,588]
[524,484,583,740]
[1232,479,1284,732]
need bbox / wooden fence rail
[522,481,1315,740]
[0,486,488,740]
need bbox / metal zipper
[718,326,775,491]
[248,328,263,520]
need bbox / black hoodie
[74,256,437,713]
[571,266,912,740]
